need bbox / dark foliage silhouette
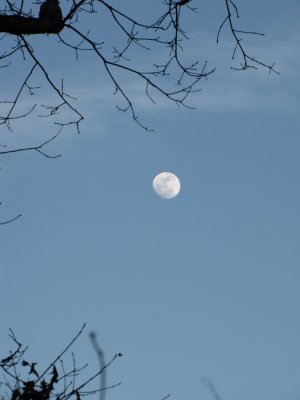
[0,326,122,400]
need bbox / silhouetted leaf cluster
[0,326,122,400]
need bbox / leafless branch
[200,377,222,400]
[36,323,87,384]
[0,325,122,400]
[0,0,278,223]
[217,0,279,73]
[0,0,276,139]
[0,132,62,158]
[0,213,22,225]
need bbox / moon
[152,172,181,199]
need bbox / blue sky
[1,1,300,400]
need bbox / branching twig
[0,0,277,139]
[36,323,87,383]
[0,0,278,223]
[218,0,279,74]
[0,325,122,400]
[0,132,62,158]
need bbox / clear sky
[1,1,300,400]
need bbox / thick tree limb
[0,14,63,34]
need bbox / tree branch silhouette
[0,0,278,224]
[0,0,277,138]
[0,325,122,400]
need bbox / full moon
[152,172,181,199]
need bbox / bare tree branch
[0,132,62,158]
[218,0,279,73]
[0,0,278,223]
[200,377,222,400]
[0,213,22,225]
[0,325,122,400]
[0,0,277,139]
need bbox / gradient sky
[1,1,300,400]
